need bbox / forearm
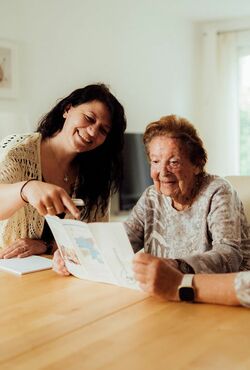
[0,182,27,220]
[182,245,242,273]
[193,273,240,306]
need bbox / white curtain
[200,26,250,176]
[217,32,239,176]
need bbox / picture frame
[0,40,18,99]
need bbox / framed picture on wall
[0,40,18,99]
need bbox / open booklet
[45,216,139,290]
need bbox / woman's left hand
[0,238,47,259]
[133,253,183,301]
[52,249,70,276]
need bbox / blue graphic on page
[75,236,104,264]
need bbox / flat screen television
[119,133,153,211]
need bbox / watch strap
[180,274,194,287]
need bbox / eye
[84,114,95,123]
[99,126,109,136]
[151,160,159,164]
[169,159,180,168]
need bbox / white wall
[0,1,30,134]
[0,0,199,137]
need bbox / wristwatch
[178,274,195,302]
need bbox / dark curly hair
[143,114,207,174]
[36,84,127,218]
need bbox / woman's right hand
[52,249,70,276]
[133,253,183,301]
[21,180,80,219]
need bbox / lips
[160,179,176,184]
[76,129,92,145]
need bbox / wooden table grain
[0,269,249,370]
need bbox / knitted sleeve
[0,134,44,249]
[0,134,31,183]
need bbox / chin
[156,186,169,196]
[160,190,172,196]
[160,185,175,195]
[72,139,89,153]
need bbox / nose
[87,124,98,137]
[159,162,172,176]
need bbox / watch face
[179,286,195,302]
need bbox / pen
[72,198,84,207]
[56,199,84,219]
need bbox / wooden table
[0,269,250,370]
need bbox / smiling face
[62,100,111,154]
[148,136,200,208]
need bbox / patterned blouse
[235,272,250,307]
[125,174,250,273]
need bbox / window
[239,52,250,175]
[200,25,250,176]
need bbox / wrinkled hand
[133,253,183,301]
[52,249,70,276]
[22,180,80,219]
[0,238,47,259]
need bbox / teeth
[78,131,91,143]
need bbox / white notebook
[0,256,52,275]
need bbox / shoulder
[203,174,232,189]
[132,185,170,213]
[200,174,235,197]
[199,174,245,220]
[0,132,41,150]
[137,185,161,204]
[0,133,41,159]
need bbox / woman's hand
[21,180,80,219]
[0,238,47,259]
[52,249,70,276]
[133,253,183,301]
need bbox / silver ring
[46,206,54,210]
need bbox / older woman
[125,114,249,274]
[0,84,126,258]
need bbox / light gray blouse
[125,174,250,273]
[235,272,250,307]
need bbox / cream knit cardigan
[0,133,109,250]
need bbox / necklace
[48,140,71,183]
[63,173,69,183]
